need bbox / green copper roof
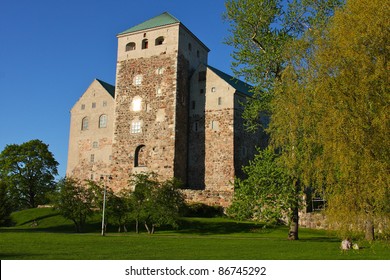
[118,12,180,35]
[207,65,253,97]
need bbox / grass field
[1,208,389,260]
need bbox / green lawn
[1,208,389,260]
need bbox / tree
[0,139,58,209]
[128,173,185,234]
[0,180,13,226]
[299,0,389,240]
[224,0,343,240]
[52,177,95,233]
[128,172,159,234]
[228,148,303,234]
[224,0,343,131]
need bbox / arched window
[126,42,136,51]
[134,145,146,167]
[81,117,89,130]
[155,36,164,45]
[142,39,148,49]
[99,114,107,128]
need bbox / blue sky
[0,0,235,177]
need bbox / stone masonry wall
[111,54,178,191]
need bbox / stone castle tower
[67,12,263,206]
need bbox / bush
[184,203,224,218]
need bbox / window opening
[134,75,142,86]
[131,121,141,134]
[142,39,148,49]
[155,36,164,45]
[126,42,136,51]
[99,115,107,128]
[81,117,89,130]
[134,145,146,167]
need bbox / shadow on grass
[175,218,283,236]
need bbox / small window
[193,121,199,132]
[90,154,95,163]
[131,121,141,134]
[197,50,200,58]
[218,97,222,105]
[132,97,142,111]
[200,89,204,94]
[156,87,162,96]
[191,101,196,110]
[211,120,219,131]
[103,101,107,107]
[211,87,216,92]
[99,114,107,128]
[155,36,164,45]
[157,67,164,75]
[81,104,85,110]
[126,42,136,51]
[134,75,142,86]
[92,141,98,148]
[81,117,89,130]
[142,39,148,49]
[188,43,192,51]
[92,102,96,108]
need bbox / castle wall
[66,80,115,181]
[111,54,178,191]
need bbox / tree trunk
[135,219,139,234]
[144,221,151,234]
[365,219,375,241]
[288,206,299,240]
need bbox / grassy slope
[0,208,389,260]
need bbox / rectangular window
[92,102,96,108]
[218,97,222,105]
[103,101,107,107]
[81,104,85,110]
[92,141,98,148]
[90,154,95,163]
[191,101,196,110]
[131,121,141,134]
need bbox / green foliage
[224,0,344,131]
[0,139,58,209]
[272,0,390,239]
[0,180,13,226]
[184,203,224,218]
[228,148,301,225]
[52,177,96,233]
[128,173,185,234]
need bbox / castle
[66,12,264,206]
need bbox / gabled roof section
[118,12,180,35]
[96,79,115,98]
[207,65,253,97]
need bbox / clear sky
[0,0,235,178]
